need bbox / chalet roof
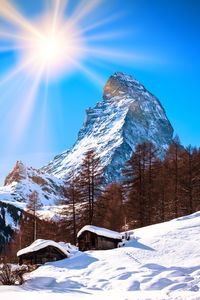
[17,239,70,257]
[77,225,122,240]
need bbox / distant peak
[4,160,27,186]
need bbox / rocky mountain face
[0,71,174,251]
[1,161,65,206]
[43,72,173,182]
[0,72,174,207]
[0,161,66,250]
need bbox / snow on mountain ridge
[1,160,65,206]
[42,72,173,182]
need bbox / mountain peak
[4,160,27,186]
[42,72,173,182]
[103,72,145,103]
[113,71,139,83]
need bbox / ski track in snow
[1,212,200,299]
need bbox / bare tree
[26,191,42,241]
[95,182,124,232]
[0,264,27,285]
[78,149,103,225]
[165,135,183,218]
[62,169,80,245]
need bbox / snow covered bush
[0,263,27,285]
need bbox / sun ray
[51,0,61,37]
[70,0,102,24]
[61,0,102,36]
[10,63,45,147]
[0,0,42,39]
[0,72,29,122]
[51,0,68,20]
[0,29,34,42]
[75,46,152,64]
[37,67,50,152]
[0,44,36,52]
[0,55,39,87]
[69,13,122,38]
[85,30,131,42]
[67,55,105,87]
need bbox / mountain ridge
[42,72,173,182]
[0,71,174,252]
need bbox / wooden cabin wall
[19,246,66,265]
[78,231,120,251]
[97,236,117,250]
[78,231,97,251]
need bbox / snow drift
[1,211,200,299]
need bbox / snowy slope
[1,212,200,299]
[43,72,173,182]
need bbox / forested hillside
[2,136,200,262]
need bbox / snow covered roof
[77,225,122,240]
[17,239,70,257]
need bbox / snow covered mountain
[43,72,173,182]
[0,161,66,250]
[1,160,65,206]
[2,211,200,299]
[0,72,173,250]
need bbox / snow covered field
[1,212,200,299]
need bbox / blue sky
[0,0,200,184]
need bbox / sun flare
[36,35,64,64]
[18,16,85,77]
[0,0,139,146]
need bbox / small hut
[77,225,122,251]
[17,239,69,265]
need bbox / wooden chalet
[77,225,122,251]
[17,239,69,265]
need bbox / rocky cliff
[1,161,65,206]
[43,72,173,182]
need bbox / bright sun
[38,36,63,64]
[17,15,85,77]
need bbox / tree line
[63,135,200,234]
[2,135,200,262]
